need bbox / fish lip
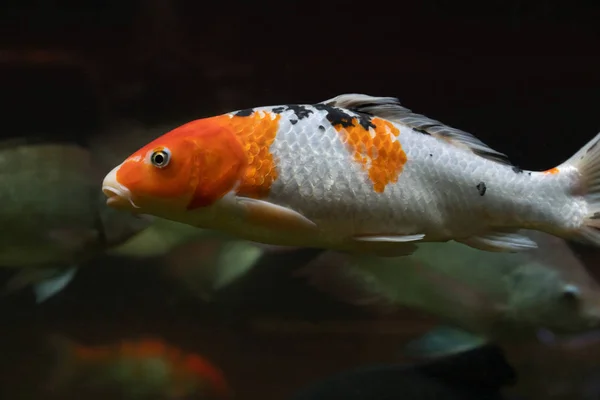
[102,185,139,209]
[102,165,140,209]
[102,186,126,205]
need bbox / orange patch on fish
[544,167,560,175]
[185,119,248,209]
[224,111,281,199]
[334,117,407,193]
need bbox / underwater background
[1,1,600,399]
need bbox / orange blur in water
[52,336,232,399]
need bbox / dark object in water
[288,344,523,400]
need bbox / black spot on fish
[271,104,314,121]
[314,104,354,128]
[429,153,433,157]
[356,115,375,130]
[318,125,325,131]
[528,172,531,176]
[290,119,298,125]
[286,105,313,120]
[358,115,377,130]
[512,166,523,174]
[313,104,375,131]
[476,182,487,196]
[235,108,254,117]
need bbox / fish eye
[561,284,581,303]
[150,148,171,168]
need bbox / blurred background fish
[292,230,600,358]
[42,335,231,400]
[111,220,264,302]
[0,139,152,302]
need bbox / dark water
[2,1,600,399]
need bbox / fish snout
[102,165,139,210]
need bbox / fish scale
[266,105,515,237]
[268,106,388,226]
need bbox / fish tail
[558,132,600,246]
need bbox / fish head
[505,262,600,335]
[101,117,246,223]
[498,232,600,335]
[551,281,600,333]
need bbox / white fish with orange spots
[101,94,600,256]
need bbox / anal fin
[457,230,538,252]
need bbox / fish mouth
[102,166,140,210]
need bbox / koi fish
[101,94,600,256]
[44,335,231,400]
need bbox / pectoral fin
[237,197,318,233]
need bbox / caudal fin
[559,132,600,247]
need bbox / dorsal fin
[320,93,512,165]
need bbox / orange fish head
[102,117,247,219]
